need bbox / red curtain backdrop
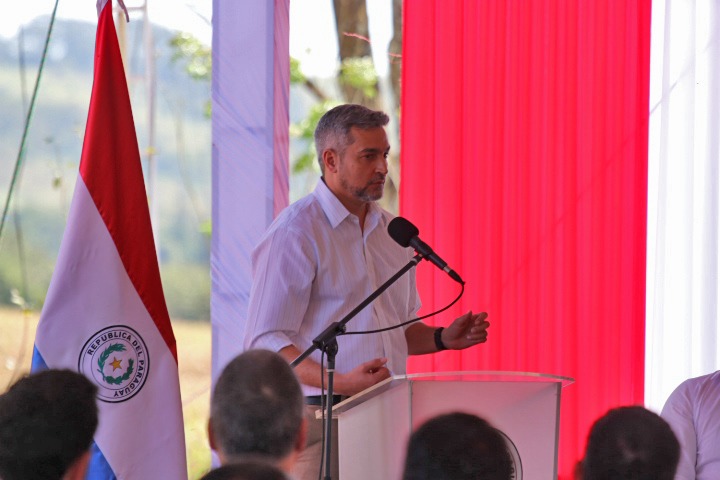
[400,1,651,478]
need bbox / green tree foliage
[170,32,212,118]
[339,56,378,99]
[170,33,211,81]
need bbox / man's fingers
[457,311,489,327]
[470,321,490,333]
[361,357,388,372]
[466,323,490,341]
[467,328,489,337]
[471,312,489,323]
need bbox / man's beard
[341,175,385,202]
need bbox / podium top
[326,370,574,417]
[401,370,574,386]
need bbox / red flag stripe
[79,3,177,360]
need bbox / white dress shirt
[244,180,421,395]
[661,370,720,480]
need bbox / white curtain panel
[646,0,720,412]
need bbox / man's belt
[305,395,346,406]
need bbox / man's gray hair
[210,349,304,461]
[314,103,390,174]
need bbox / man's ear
[62,449,91,480]
[208,418,217,451]
[322,149,339,173]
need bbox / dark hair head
[314,103,389,174]
[582,406,680,480]
[0,369,98,480]
[402,412,513,480]
[210,349,304,461]
[199,458,288,480]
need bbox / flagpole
[141,0,160,258]
[114,0,161,260]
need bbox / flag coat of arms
[31,1,187,478]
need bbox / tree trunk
[332,0,380,109]
[390,0,402,116]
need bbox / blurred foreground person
[580,405,679,480]
[209,349,306,473]
[0,369,98,480]
[199,458,289,480]
[402,411,513,480]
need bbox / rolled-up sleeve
[243,225,316,352]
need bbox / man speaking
[244,103,491,480]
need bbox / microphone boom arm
[290,252,423,480]
[290,252,423,368]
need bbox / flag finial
[97,0,130,23]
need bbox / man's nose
[376,157,388,174]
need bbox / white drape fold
[646,0,720,412]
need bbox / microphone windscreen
[388,216,419,247]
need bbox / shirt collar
[313,178,382,231]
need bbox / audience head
[0,369,98,480]
[402,411,513,480]
[199,458,288,480]
[314,103,390,174]
[581,405,680,480]
[209,349,305,470]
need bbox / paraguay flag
[31,1,188,478]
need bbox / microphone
[388,216,464,284]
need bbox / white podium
[326,371,574,480]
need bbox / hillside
[0,16,212,319]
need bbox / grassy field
[0,306,213,479]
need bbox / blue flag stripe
[86,442,117,480]
[31,346,49,372]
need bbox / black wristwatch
[434,327,448,351]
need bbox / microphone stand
[291,253,423,480]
